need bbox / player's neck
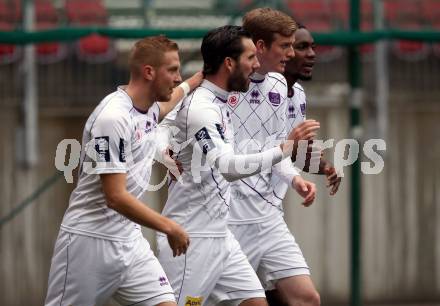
[285,75,298,89]
[125,82,155,113]
[205,74,229,93]
[255,67,269,76]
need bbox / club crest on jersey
[249,90,260,104]
[228,94,239,107]
[195,127,215,154]
[185,296,203,306]
[288,104,296,119]
[268,92,281,106]
[300,103,306,116]
[94,136,110,162]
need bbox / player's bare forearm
[303,158,342,195]
[158,86,184,121]
[302,158,330,175]
[158,71,204,120]
[101,173,176,235]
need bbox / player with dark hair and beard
[156,25,320,306]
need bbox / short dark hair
[201,25,251,76]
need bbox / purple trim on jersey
[268,74,285,84]
[250,78,265,83]
[240,179,282,212]
[177,253,188,304]
[211,168,230,208]
[272,190,283,201]
[132,104,148,114]
[200,84,228,104]
[217,96,227,103]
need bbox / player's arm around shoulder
[100,173,190,257]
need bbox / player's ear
[142,65,156,81]
[255,39,267,54]
[224,57,235,73]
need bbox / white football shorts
[45,230,175,306]
[229,215,310,290]
[157,230,265,306]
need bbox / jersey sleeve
[270,73,297,183]
[86,111,131,174]
[271,73,289,143]
[272,158,300,186]
[187,102,285,182]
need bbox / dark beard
[298,74,312,81]
[227,66,249,92]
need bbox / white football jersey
[228,72,289,223]
[161,80,235,237]
[272,82,307,208]
[61,87,160,241]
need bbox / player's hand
[286,120,320,162]
[287,119,320,142]
[186,71,204,91]
[292,176,316,207]
[162,148,183,182]
[324,166,341,195]
[167,222,190,257]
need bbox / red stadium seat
[79,34,109,55]
[65,0,107,24]
[285,0,341,62]
[359,19,374,56]
[385,1,429,61]
[0,4,20,64]
[65,0,114,63]
[36,0,57,22]
[421,0,440,22]
[286,0,330,23]
[35,0,66,63]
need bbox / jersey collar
[249,72,265,83]
[117,86,148,114]
[200,79,229,103]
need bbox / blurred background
[0,0,439,305]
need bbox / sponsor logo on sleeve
[94,136,110,162]
[119,138,126,162]
[300,103,306,116]
[268,92,281,106]
[195,127,215,154]
[185,296,203,306]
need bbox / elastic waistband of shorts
[228,211,280,225]
[60,224,142,242]
[157,231,227,238]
